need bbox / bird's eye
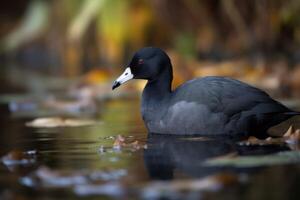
[138,59,144,65]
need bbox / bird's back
[172,76,287,111]
[159,76,294,136]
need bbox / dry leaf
[113,135,126,149]
[238,136,283,146]
[239,126,300,149]
[284,126,300,150]
[113,135,147,150]
[1,149,37,166]
[283,126,294,137]
[26,117,97,128]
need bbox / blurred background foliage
[0,0,300,96]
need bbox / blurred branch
[67,0,105,42]
[1,0,49,52]
[221,0,251,48]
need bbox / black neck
[144,67,173,100]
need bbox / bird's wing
[175,76,290,117]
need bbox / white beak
[112,67,134,90]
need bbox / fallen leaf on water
[238,126,300,150]
[283,126,294,137]
[113,135,126,148]
[286,130,300,143]
[203,151,300,167]
[112,135,147,151]
[283,126,300,150]
[113,135,147,150]
[238,136,283,146]
[1,149,37,166]
[26,117,98,128]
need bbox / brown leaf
[113,135,126,149]
[284,128,300,150]
[113,135,147,150]
[238,136,283,146]
[1,149,37,166]
[239,126,300,151]
[283,126,294,137]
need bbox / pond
[1,88,300,200]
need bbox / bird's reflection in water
[144,133,289,180]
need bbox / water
[1,97,300,200]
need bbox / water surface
[1,98,300,200]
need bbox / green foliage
[174,32,197,58]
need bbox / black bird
[112,47,299,137]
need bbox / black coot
[112,47,299,137]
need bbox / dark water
[1,98,300,200]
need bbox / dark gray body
[113,47,299,137]
[142,76,293,136]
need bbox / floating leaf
[283,126,300,150]
[113,134,147,150]
[113,135,126,149]
[1,150,37,166]
[26,117,97,128]
[238,136,283,146]
[204,151,300,167]
[238,126,300,150]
